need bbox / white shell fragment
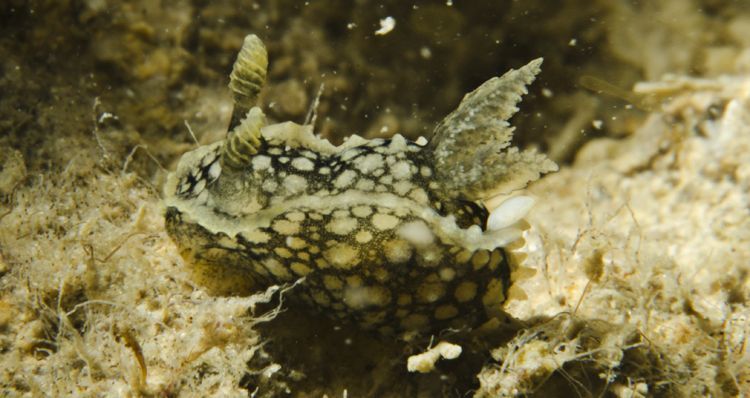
[375,16,396,35]
[407,341,463,373]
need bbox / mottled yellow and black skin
[165,135,512,335]
[163,33,555,337]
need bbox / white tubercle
[487,195,536,231]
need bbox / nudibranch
[164,35,557,335]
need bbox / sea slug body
[164,34,557,335]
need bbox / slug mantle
[164,34,557,336]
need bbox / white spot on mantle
[291,157,315,171]
[398,221,434,246]
[283,174,308,194]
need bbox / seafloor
[1,1,749,397]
